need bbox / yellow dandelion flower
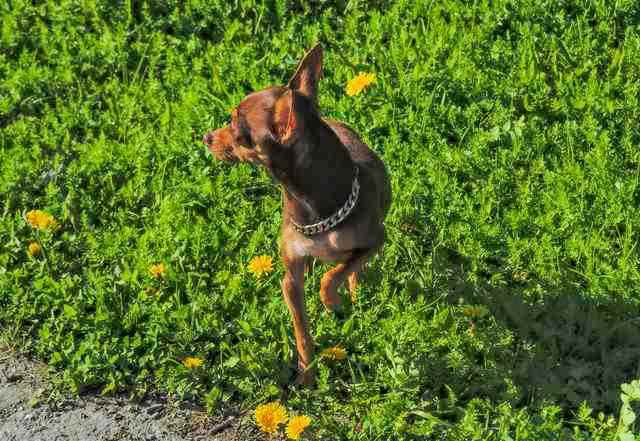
[461,305,489,320]
[25,210,57,230]
[346,72,376,96]
[248,255,273,277]
[149,263,166,278]
[255,401,288,434]
[286,415,311,440]
[182,356,204,369]
[321,345,347,361]
[27,242,42,257]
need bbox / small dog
[203,44,391,385]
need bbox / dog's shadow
[432,247,640,414]
[291,244,639,416]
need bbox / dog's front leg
[281,255,315,385]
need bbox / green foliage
[1,0,640,439]
[617,380,640,441]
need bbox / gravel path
[0,348,263,441]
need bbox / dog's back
[325,119,392,220]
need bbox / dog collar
[291,166,360,236]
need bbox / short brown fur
[203,44,391,385]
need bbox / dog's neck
[276,119,355,226]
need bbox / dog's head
[203,44,323,174]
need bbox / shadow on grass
[435,247,640,414]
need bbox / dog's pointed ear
[273,89,301,146]
[287,43,323,105]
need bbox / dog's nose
[203,132,215,146]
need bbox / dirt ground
[0,347,265,441]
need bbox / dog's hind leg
[320,246,379,312]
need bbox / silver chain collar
[291,166,360,236]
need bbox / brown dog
[203,44,391,385]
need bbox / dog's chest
[289,230,355,263]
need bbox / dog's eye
[234,117,253,148]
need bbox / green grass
[2,0,640,439]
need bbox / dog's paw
[320,278,343,312]
[324,304,351,323]
[322,301,344,314]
